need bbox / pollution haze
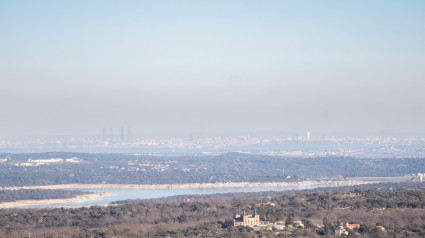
[1,0,424,138]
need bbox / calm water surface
[22,184,332,208]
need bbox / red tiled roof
[347,224,360,227]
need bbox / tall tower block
[102,128,107,142]
[121,127,125,142]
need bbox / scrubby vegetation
[1,152,424,186]
[1,187,425,237]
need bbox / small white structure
[335,225,348,237]
[66,157,81,163]
[28,158,64,164]
[273,221,285,230]
[293,220,304,228]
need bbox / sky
[1,0,425,138]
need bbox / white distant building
[335,225,348,237]
[273,221,285,230]
[66,157,81,163]
[28,158,64,163]
[306,131,311,140]
[18,163,35,167]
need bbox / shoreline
[8,180,362,190]
[0,192,115,209]
[0,177,412,209]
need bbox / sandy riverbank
[0,192,115,209]
[7,179,376,191]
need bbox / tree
[323,217,334,235]
[285,214,294,226]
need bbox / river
[22,183,332,208]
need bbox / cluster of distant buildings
[233,212,386,236]
[232,211,289,231]
[1,132,425,158]
[335,222,385,237]
[232,203,305,231]
[233,212,305,231]
[102,127,131,144]
[15,157,81,167]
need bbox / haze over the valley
[1,1,424,138]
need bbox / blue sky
[1,1,424,137]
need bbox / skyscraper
[102,128,106,142]
[121,127,125,142]
[110,128,113,142]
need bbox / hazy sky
[1,0,424,137]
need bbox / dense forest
[0,152,424,186]
[1,186,424,237]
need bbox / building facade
[233,213,260,227]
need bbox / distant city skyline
[1,1,424,137]
[1,133,424,158]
